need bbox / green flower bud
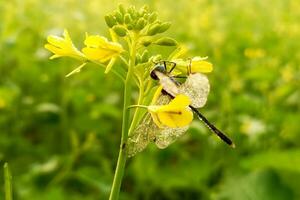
[154,37,178,46]
[104,14,117,28]
[128,6,137,20]
[127,24,133,30]
[124,14,132,24]
[140,38,152,47]
[147,23,161,36]
[158,22,171,33]
[115,11,124,24]
[138,6,148,17]
[135,18,147,30]
[113,25,127,37]
[118,4,126,15]
[148,12,158,23]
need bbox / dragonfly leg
[168,62,177,73]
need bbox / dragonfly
[126,60,234,157]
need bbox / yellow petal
[84,35,108,47]
[148,95,193,128]
[44,44,65,55]
[45,29,85,60]
[47,35,65,47]
[159,94,191,112]
[191,60,213,73]
[157,107,193,128]
[82,47,114,62]
[63,29,72,42]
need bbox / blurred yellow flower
[82,34,124,63]
[148,94,193,128]
[44,29,85,60]
[244,48,266,59]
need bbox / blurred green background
[1,0,300,199]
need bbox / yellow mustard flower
[148,94,193,128]
[82,34,124,63]
[44,29,85,60]
[173,57,213,74]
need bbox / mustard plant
[44,4,213,199]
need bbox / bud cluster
[104,4,177,47]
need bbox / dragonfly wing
[127,94,171,157]
[179,73,210,108]
[155,126,189,149]
[127,113,157,157]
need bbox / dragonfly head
[150,64,167,80]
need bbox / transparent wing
[155,126,189,149]
[179,73,210,108]
[127,94,188,157]
[127,113,157,157]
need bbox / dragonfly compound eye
[150,65,166,80]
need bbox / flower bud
[140,38,152,47]
[154,37,178,46]
[148,12,158,23]
[124,13,132,24]
[113,25,127,37]
[118,4,126,15]
[128,6,137,20]
[158,22,171,33]
[104,14,117,28]
[135,18,147,30]
[147,23,161,36]
[115,11,124,24]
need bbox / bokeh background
[1,0,300,199]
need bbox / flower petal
[148,95,193,128]
[191,60,213,73]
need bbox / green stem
[128,81,144,135]
[4,163,13,200]
[109,36,137,200]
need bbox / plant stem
[109,37,137,200]
[128,81,144,136]
[4,163,13,200]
